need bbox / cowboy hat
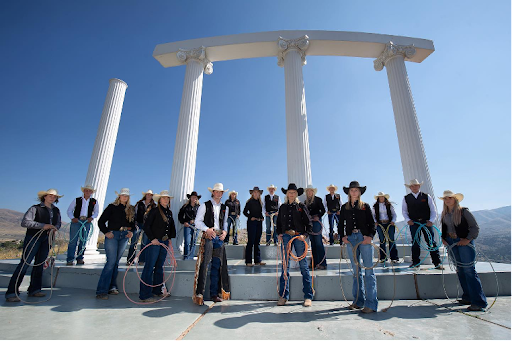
[249,186,264,195]
[186,191,201,199]
[208,183,229,193]
[405,179,424,188]
[438,190,464,202]
[142,189,154,196]
[81,185,96,193]
[374,192,390,200]
[343,181,367,195]
[228,190,238,197]
[281,183,304,196]
[267,184,277,191]
[305,186,318,195]
[154,190,174,201]
[37,189,64,200]
[326,184,338,192]
[115,188,131,196]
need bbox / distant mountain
[0,208,70,240]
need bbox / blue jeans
[265,213,278,244]
[66,220,92,262]
[138,231,150,263]
[226,215,239,244]
[409,222,441,265]
[327,213,340,245]
[127,223,144,264]
[246,220,262,264]
[6,230,50,298]
[139,241,168,300]
[446,237,487,308]
[183,224,198,260]
[209,237,224,297]
[96,231,129,295]
[376,223,398,261]
[279,233,313,300]
[310,221,326,267]
[346,232,378,311]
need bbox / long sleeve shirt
[195,199,229,232]
[66,196,99,220]
[243,199,264,220]
[21,204,62,230]
[444,209,480,241]
[262,195,281,213]
[371,203,397,223]
[402,192,437,222]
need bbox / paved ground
[1,288,510,340]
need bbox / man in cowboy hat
[324,184,343,245]
[127,190,156,265]
[193,183,231,305]
[65,185,99,266]
[178,191,201,259]
[224,190,240,245]
[6,189,63,302]
[264,184,281,246]
[402,179,443,269]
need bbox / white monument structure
[152,30,437,254]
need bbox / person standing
[402,179,443,269]
[324,184,342,245]
[96,188,135,299]
[224,190,240,245]
[304,186,327,270]
[372,192,399,264]
[178,191,201,260]
[66,185,99,266]
[264,184,281,246]
[244,187,266,266]
[440,190,487,311]
[5,189,63,302]
[127,190,156,265]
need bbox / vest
[264,195,279,213]
[404,193,430,221]
[325,194,341,212]
[442,208,470,239]
[373,202,393,223]
[73,197,97,218]
[34,204,60,225]
[204,201,226,229]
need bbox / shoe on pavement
[361,307,376,314]
[6,297,21,302]
[66,261,74,266]
[378,259,387,264]
[76,259,85,265]
[96,294,109,300]
[277,297,287,306]
[246,263,254,267]
[156,292,171,298]
[139,296,158,303]
[303,299,312,307]
[468,305,485,312]
[108,289,119,295]
[348,303,361,310]
[28,292,46,297]
[391,259,401,264]
[457,299,471,305]
[255,262,266,266]
[211,296,223,303]
[408,263,420,268]
[434,264,445,270]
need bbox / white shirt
[195,199,229,232]
[401,191,437,222]
[263,194,281,213]
[371,203,397,223]
[323,193,343,213]
[67,196,99,220]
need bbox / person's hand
[206,228,216,240]
[71,218,79,223]
[390,222,395,226]
[151,238,159,245]
[237,215,240,219]
[190,220,194,224]
[219,230,227,241]
[265,212,269,217]
[251,217,257,221]
[407,220,414,226]
[184,222,190,227]
[43,224,55,231]
[362,236,373,245]
[442,238,448,246]
[375,222,378,226]
[297,235,305,242]
[426,221,433,227]
[457,238,470,246]
[342,236,348,244]
[87,217,93,223]
[126,231,133,239]
[105,232,114,239]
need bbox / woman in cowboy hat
[139,190,176,302]
[372,192,399,264]
[127,190,156,265]
[324,184,342,245]
[224,190,240,245]
[243,187,266,266]
[340,181,377,313]
[276,183,313,307]
[440,190,487,311]
[5,189,63,302]
[264,184,281,246]
[96,188,135,299]
[304,186,327,270]
[178,191,201,259]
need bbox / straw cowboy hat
[326,184,338,192]
[81,185,96,193]
[154,190,174,201]
[267,184,277,192]
[374,192,390,200]
[186,191,201,199]
[228,190,238,197]
[405,179,424,188]
[281,183,304,196]
[115,188,131,196]
[343,181,367,195]
[37,189,64,200]
[142,189,154,196]
[305,186,318,195]
[438,190,464,202]
[249,186,264,195]
[208,183,229,193]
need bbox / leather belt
[162,235,169,241]
[380,220,390,224]
[230,212,237,215]
[215,230,223,236]
[118,227,131,232]
[448,233,458,239]
[79,216,88,221]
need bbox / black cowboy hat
[249,186,264,195]
[343,181,367,195]
[186,191,201,199]
[281,183,304,196]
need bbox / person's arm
[323,196,329,213]
[371,205,377,223]
[54,208,62,229]
[243,202,250,218]
[464,209,480,241]
[143,209,156,241]
[301,204,313,234]
[222,207,229,231]
[262,200,266,214]
[21,206,45,229]
[67,199,76,220]
[365,204,376,237]
[339,206,346,239]
[195,203,208,232]
[402,198,410,222]
[128,206,136,229]
[318,197,326,217]
[98,204,112,234]
[169,210,176,237]
[92,201,99,219]
[277,196,282,207]
[275,209,282,235]
[427,194,437,222]
[178,205,186,224]
[390,205,397,223]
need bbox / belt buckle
[162,235,169,241]
[119,227,127,232]
[448,233,457,239]
[352,229,359,233]
[79,216,87,221]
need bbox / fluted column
[278,35,313,194]
[170,46,212,256]
[84,78,128,258]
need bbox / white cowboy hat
[228,190,238,196]
[326,184,338,192]
[267,184,277,191]
[81,185,96,193]
[154,190,174,201]
[305,186,318,195]
[374,192,390,200]
[115,188,131,196]
[405,179,424,188]
[438,190,464,202]
[208,183,229,193]
[37,189,64,200]
[142,189,154,196]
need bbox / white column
[84,78,128,259]
[278,35,313,194]
[169,47,212,257]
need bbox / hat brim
[343,186,367,195]
[374,194,390,200]
[142,192,154,196]
[81,187,96,193]
[37,191,64,198]
[405,182,424,188]
[208,188,228,193]
[326,185,338,192]
[154,194,174,200]
[249,190,264,195]
[281,187,304,196]
[115,191,131,196]
[305,188,318,195]
[439,193,464,202]
[187,194,201,199]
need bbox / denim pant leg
[346,233,365,307]
[27,234,50,295]
[139,243,160,300]
[376,224,387,260]
[272,215,278,243]
[265,216,272,243]
[360,242,378,311]
[152,244,168,295]
[246,221,256,264]
[139,232,150,262]
[409,224,421,264]
[77,222,92,261]
[183,226,192,260]
[97,233,119,295]
[209,237,223,297]
[279,234,292,299]
[232,218,239,244]
[388,225,398,261]
[127,226,142,263]
[225,217,232,244]
[310,221,326,267]
[254,221,262,263]
[328,214,335,245]
[293,237,313,300]
[110,232,129,290]
[67,222,81,262]
[422,225,441,265]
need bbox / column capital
[374,41,416,71]
[176,46,213,75]
[277,35,310,67]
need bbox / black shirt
[178,203,199,224]
[243,198,264,220]
[304,196,326,218]
[339,201,375,238]
[98,203,135,234]
[276,202,312,235]
[144,205,176,241]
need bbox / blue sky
[0,1,510,223]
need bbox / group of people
[4,179,488,313]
